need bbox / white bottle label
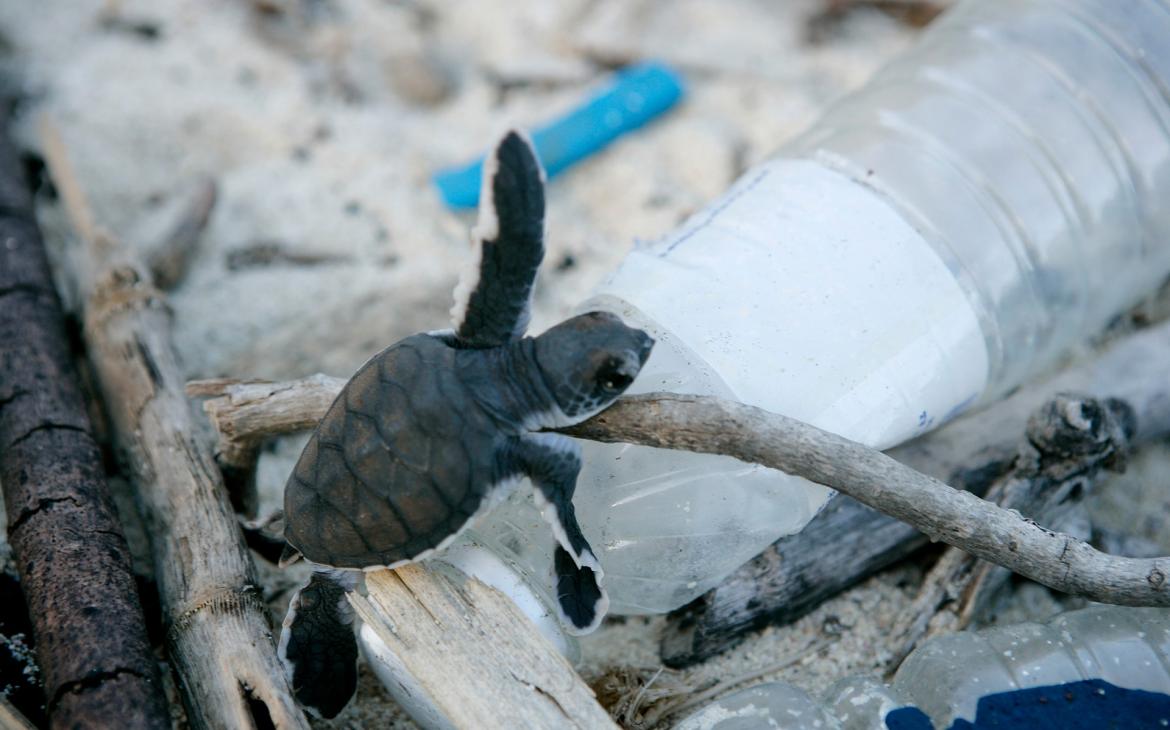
[597,159,990,449]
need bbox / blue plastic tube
[434,61,685,209]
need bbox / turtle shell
[284,334,503,568]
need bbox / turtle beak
[618,333,653,383]
[635,331,654,366]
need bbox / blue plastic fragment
[884,679,1170,730]
[433,61,686,209]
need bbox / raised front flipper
[505,433,608,634]
[278,569,360,719]
[450,130,546,348]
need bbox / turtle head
[533,311,654,422]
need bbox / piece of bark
[188,375,342,517]
[141,177,217,290]
[886,394,1131,669]
[0,116,171,728]
[352,565,619,730]
[660,319,1170,667]
[40,120,308,730]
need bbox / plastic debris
[433,61,685,208]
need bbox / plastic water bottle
[885,605,1170,727]
[438,0,1170,641]
[672,606,1170,729]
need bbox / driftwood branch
[564,393,1169,603]
[660,316,1170,666]
[189,338,1170,612]
[40,119,308,730]
[0,115,170,728]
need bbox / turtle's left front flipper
[279,569,360,719]
[506,434,609,634]
[451,130,546,348]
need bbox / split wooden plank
[352,565,619,730]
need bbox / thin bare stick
[37,117,114,265]
[37,118,96,244]
[188,375,344,515]
[188,375,345,450]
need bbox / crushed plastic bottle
[438,0,1170,642]
[672,606,1170,729]
[887,605,1170,727]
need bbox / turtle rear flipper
[451,130,546,348]
[506,434,609,634]
[279,569,360,719]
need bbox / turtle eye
[602,373,631,391]
[598,360,633,393]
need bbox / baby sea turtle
[277,130,654,718]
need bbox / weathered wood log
[0,115,171,729]
[40,119,308,730]
[660,318,1170,666]
[354,565,620,729]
